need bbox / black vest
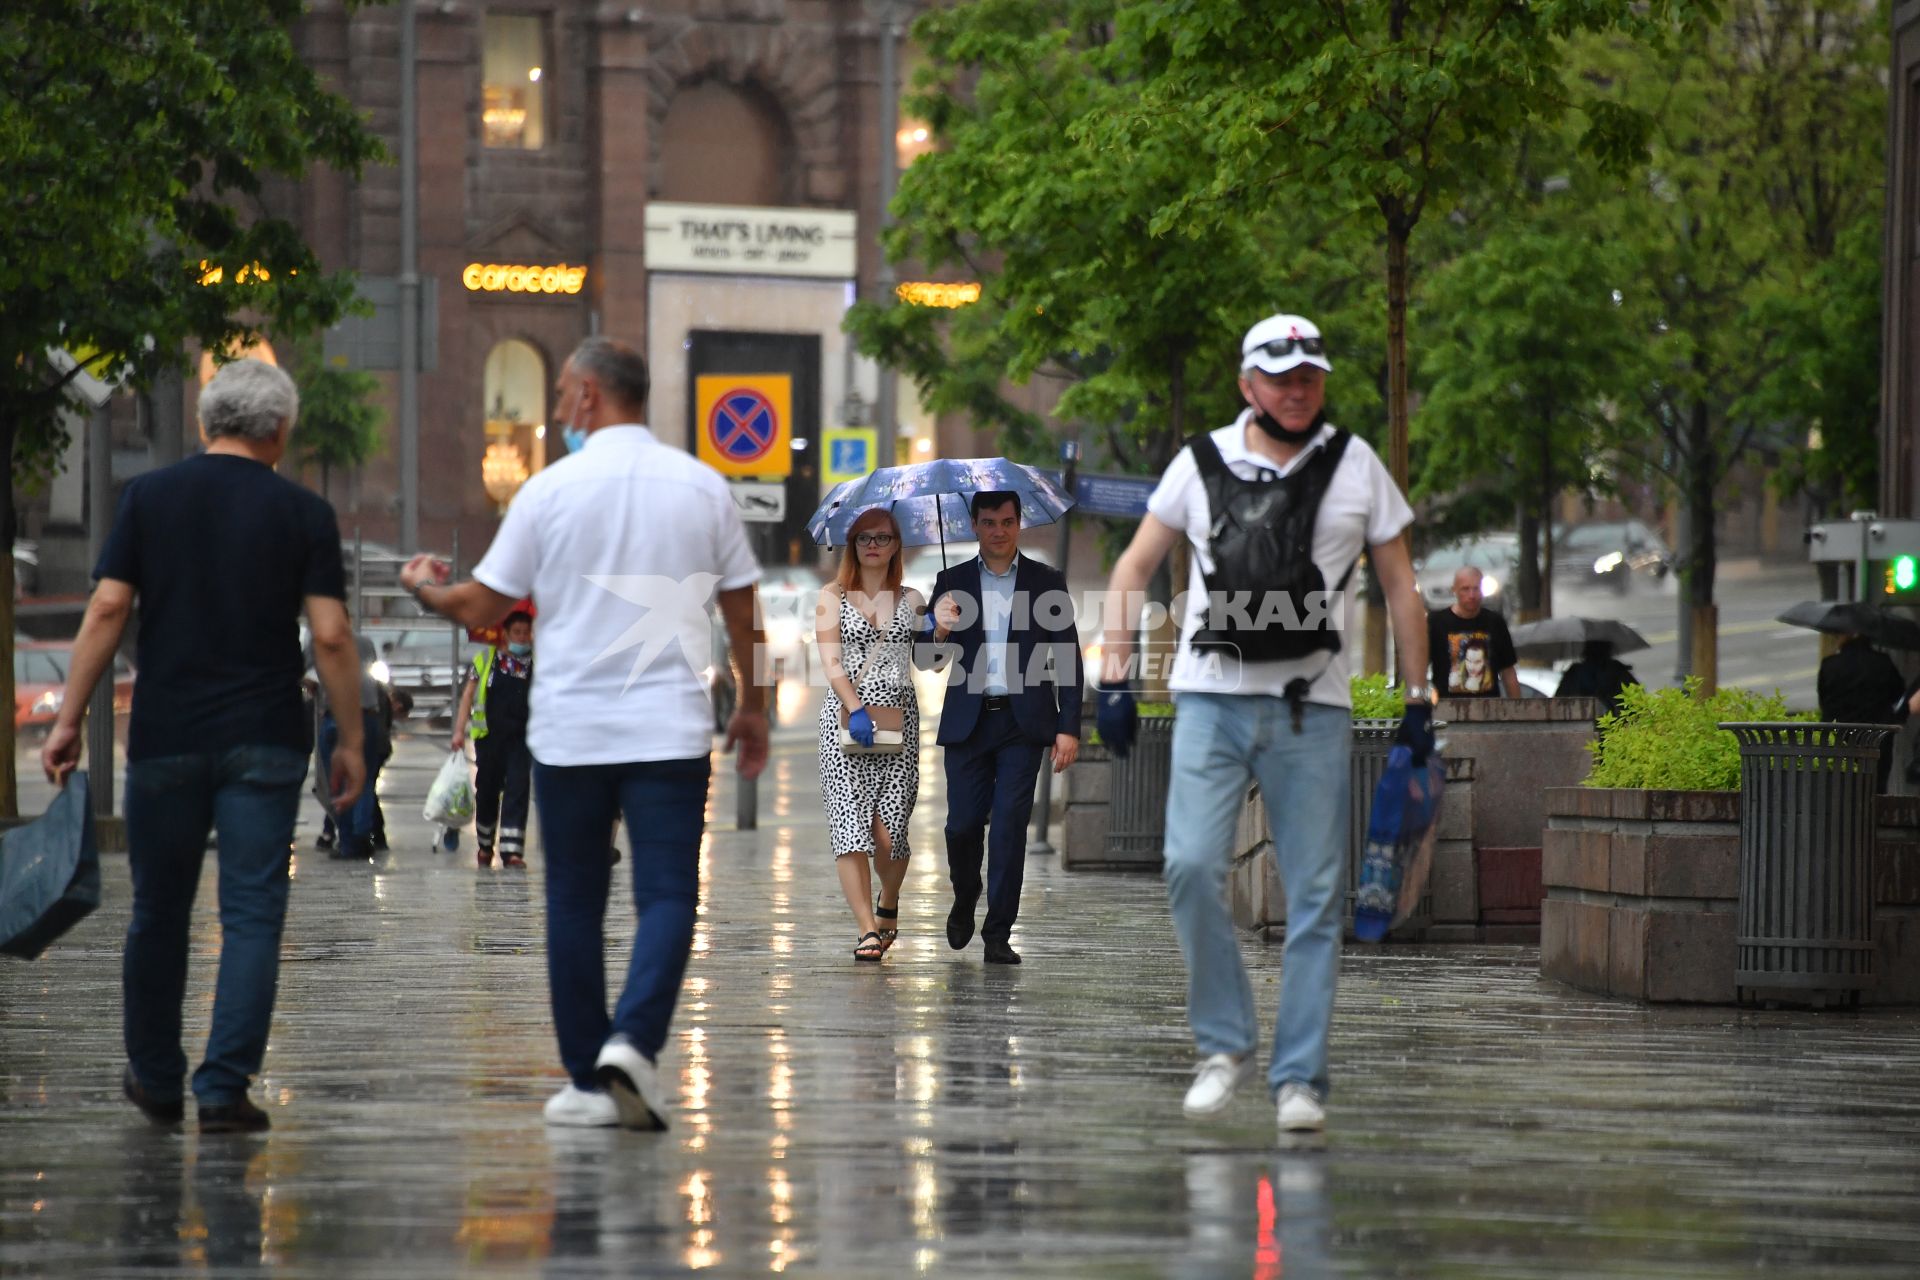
[1188,429,1355,664]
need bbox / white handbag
[838,637,907,756]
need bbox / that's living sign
[645,202,857,279]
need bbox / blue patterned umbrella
[806,457,1075,549]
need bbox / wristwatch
[408,579,434,611]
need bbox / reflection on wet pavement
[5,700,1920,1276]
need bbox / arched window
[657,80,795,206]
[482,339,547,511]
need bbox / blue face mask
[562,426,588,455]
[507,642,532,657]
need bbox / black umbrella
[1507,617,1650,662]
[1776,601,1920,652]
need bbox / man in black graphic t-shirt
[1427,566,1519,698]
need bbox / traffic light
[1885,555,1920,599]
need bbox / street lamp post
[873,1,906,446]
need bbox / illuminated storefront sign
[895,280,981,308]
[462,262,588,295]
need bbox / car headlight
[1481,574,1501,597]
[1593,552,1624,574]
[368,659,391,684]
[31,690,62,714]
[1083,640,1104,679]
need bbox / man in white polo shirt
[401,336,768,1131]
[1095,313,1431,1144]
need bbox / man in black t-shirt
[1427,566,1520,698]
[41,358,366,1136]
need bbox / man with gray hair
[42,356,367,1135]
[401,336,769,1131]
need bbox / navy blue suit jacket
[919,555,1083,748]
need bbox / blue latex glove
[847,706,876,748]
[1396,701,1435,766]
[1096,682,1139,759]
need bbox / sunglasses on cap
[1250,336,1326,359]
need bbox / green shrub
[1583,679,1816,791]
[1349,673,1406,720]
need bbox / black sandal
[874,900,899,952]
[854,931,886,962]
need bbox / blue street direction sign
[1072,472,1158,520]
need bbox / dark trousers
[944,705,1047,943]
[532,756,712,1088]
[475,730,533,856]
[122,745,307,1105]
[318,711,389,849]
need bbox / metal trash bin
[1722,721,1894,1006]
[1104,715,1176,867]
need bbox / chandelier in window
[482,440,530,511]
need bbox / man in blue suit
[922,491,1083,965]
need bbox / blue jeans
[533,756,712,1088]
[122,745,308,1106]
[1163,694,1351,1098]
[318,711,389,845]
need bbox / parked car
[1413,534,1520,610]
[755,563,830,677]
[1553,520,1672,593]
[372,625,482,724]
[13,641,135,734]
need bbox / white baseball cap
[1240,313,1332,375]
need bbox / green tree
[1414,216,1646,617]
[1585,0,1886,685]
[285,338,386,501]
[848,0,1383,478]
[0,0,383,813]
[1117,0,1685,497]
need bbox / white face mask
[562,396,589,455]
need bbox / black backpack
[1188,429,1355,664]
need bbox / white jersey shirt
[472,424,761,765]
[1145,412,1413,707]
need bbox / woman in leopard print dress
[815,508,923,962]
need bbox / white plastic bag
[423,750,475,828]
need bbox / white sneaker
[1276,1082,1326,1133]
[543,1084,618,1128]
[1182,1053,1255,1118]
[594,1034,670,1131]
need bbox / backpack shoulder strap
[1187,431,1229,481]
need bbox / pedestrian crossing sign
[823,428,878,484]
[696,374,792,478]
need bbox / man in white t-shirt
[1096,313,1432,1144]
[400,337,769,1132]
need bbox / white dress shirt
[472,424,761,765]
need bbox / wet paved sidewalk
[6,694,1920,1277]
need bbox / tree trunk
[1383,220,1412,493]
[1516,498,1543,622]
[1685,402,1719,694]
[321,460,332,502]
[1,415,19,818]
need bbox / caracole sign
[644,201,857,279]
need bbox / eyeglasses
[1252,336,1326,359]
[854,533,896,548]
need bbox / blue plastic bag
[1354,746,1445,942]
[0,772,101,960]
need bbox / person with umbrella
[813,507,923,961]
[1553,640,1641,714]
[808,458,1082,968]
[923,491,1083,966]
[1818,633,1904,793]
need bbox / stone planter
[1477,846,1543,936]
[1059,740,1114,869]
[1436,696,1600,849]
[1541,787,1740,1002]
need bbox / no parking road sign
[696,374,792,478]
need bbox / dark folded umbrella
[0,773,101,960]
[1776,601,1920,652]
[1507,617,1650,662]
